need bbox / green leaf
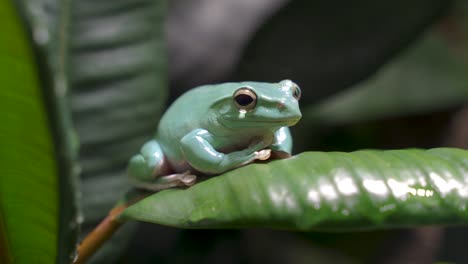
[120,148,468,230]
[70,0,168,221]
[0,1,61,263]
[19,0,81,262]
[67,0,168,262]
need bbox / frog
[128,79,302,191]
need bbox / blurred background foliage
[3,0,468,263]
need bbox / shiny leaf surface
[0,1,58,263]
[120,148,468,230]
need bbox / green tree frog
[128,80,302,190]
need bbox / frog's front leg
[270,127,293,158]
[128,140,196,191]
[180,129,270,174]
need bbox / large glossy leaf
[68,0,168,262]
[0,1,62,262]
[304,3,468,125]
[120,148,468,230]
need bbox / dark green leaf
[120,148,468,230]
[67,0,168,262]
[70,0,168,221]
[304,4,468,125]
[233,0,450,105]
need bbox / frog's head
[217,80,302,129]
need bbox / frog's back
[157,84,227,136]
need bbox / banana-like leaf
[68,0,168,262]
[120,148,468,230]
[70,0,168,221]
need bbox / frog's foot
[254,149,271,161]
[132,171,197,192]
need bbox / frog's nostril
[277,102,285,109]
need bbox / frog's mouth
[243,118,300,124]
[221,116,301,127]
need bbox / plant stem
[73,205,126,264]
[73,190,148,264]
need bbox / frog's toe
[255,149,271,160]
[132,172,197,191]
[180,173,197,186]
[128,154,152,181]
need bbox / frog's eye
[233,87,257,111]
[292,85,301,100]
